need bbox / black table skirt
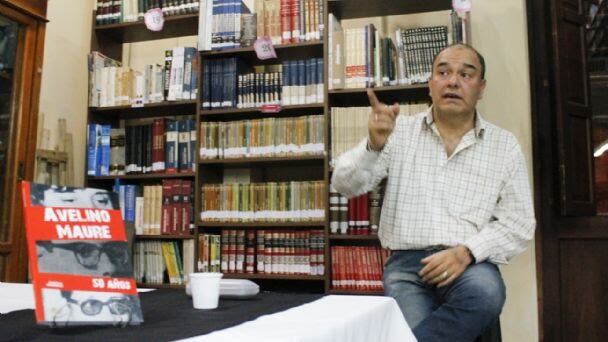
[0,289,323,342]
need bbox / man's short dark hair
[432,43,486,80]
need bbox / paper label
[452,0,472,12]
[144,8,164,32]
[253,37,278,60]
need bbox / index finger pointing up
[367,88,381,109]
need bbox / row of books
[329,186,384,236]
[328,15,454,89]
[199,115,325,159]
[116,180,194,236]
[330,104,429,164]
[95,0,200,26]
[331,246,389,291]
[88,47,198,107]
[201,58,323,110]
[199,181,326,222]
[199,229,325,275]
[87,119,196,176]
[134,240,196,285]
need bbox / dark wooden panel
[5,0,47,20]
[552,0,596,215]
[90,100,197,120]
[560,240,608,341]
[329,84,430,107]
[328,0,452,20]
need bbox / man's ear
[478,79,487,99]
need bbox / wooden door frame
[0,2,45,282]
[527,0,608,340]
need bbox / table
[0,282,415,342]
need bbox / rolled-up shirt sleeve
[331,137,391,199]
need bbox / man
[29,184,117,210]
[331,44,535,341]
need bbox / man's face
[428,46,486,117]
[37,241,120,277]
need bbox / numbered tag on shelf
[452,0,472,13]
[260,104,281,113]
[254,37,278,60]
[131,97,144,108]
[144,8,165,32]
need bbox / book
[21,182,143,326]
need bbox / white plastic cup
[189,272,223,309]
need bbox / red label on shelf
[260,104,281,113]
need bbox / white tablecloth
[181,295,416,342]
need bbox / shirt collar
[423,106,486,139]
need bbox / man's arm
[464,141,536,264]
[331,89,399,198]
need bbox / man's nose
[447,73,460,87]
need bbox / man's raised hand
[367,88,400,151]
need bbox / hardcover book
[21,182,143,326]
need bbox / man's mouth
[442,93,462,100]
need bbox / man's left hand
[419,245,474,288]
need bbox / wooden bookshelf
[200,103,324,119]
[223,273,325,281]
[89,100,197,119]
[199,155,326,167]
[198,221,326,228]
[328,0,452,20]
[95,13,198,44]
[328,289,384,296]
[88,172,195,181]
[201,40,323,61]
[134,235,195,240]
[329,234,380,241]
[328,84,430,107]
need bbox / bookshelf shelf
[201,40,323,60]
[329,234,379,241]
[328,0,452,20]
[328,289,384,296]
[199,155,326,167]
[137,283,186,290]
[328,84,430,107]
[198,221,326,228]
[224,273,325,281]
[87,172,195,181]
[89,100,197,119]
[135,234,195,240]
[95,13,199,44]
[200,103,324,118]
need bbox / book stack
[281,58,324,105]
[199,115,325,159]
[87,118,196,176]
[329,184,384,235]
[88,47,198,108]
[331,246,389,292]
[134,239,196,285]
[200,181,326,222]
[330,104,428,165]
[114,180,194,236]
[197,229,325,275]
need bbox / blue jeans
[383,250,505,342]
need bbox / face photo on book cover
[29,183,119,209]
[36,240,132,277]
[42,288,143,326]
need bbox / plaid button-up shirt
[331,107,536,264]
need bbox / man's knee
[462,265,506,317]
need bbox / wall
[39,1,538,340]
[38,0,95,186]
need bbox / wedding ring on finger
[442,271,449,279]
